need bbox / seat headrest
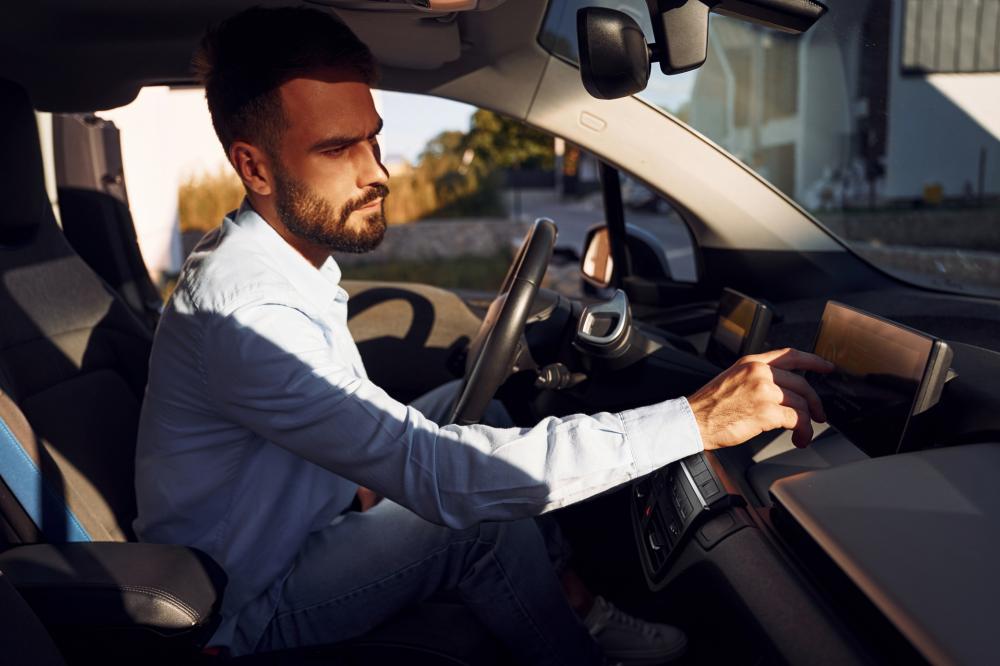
[0,79,52,240]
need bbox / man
[134,7,832,665]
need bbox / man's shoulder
[171,219,305,317]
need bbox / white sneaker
[584,595,687,665]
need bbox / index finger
[751,348,835,373]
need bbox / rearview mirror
[577,0,827,100]
[577,7,651,100]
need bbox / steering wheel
[448,218,557,425]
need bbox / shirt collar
[231,199,348,309]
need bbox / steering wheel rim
[448,218,557,425]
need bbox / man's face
[270,66,389,253]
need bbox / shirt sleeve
[202,302,703,529]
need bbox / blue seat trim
[0,417,91,542]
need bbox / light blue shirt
[134,201,704,654]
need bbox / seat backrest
[0,79,153,545]
[58,187,162,332]
[53,113,162,331]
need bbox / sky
[376,90,476,165]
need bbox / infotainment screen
[808,302,952,457]
[706,288,773,367]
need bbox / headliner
[0,0,548,112]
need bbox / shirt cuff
[617,397,704,477]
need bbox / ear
[229,140,274,197]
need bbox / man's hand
[688,348,834,450]
[355,486,383,512]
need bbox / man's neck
[246,195,330,269]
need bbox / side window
[335,92,517,294]
[349,93,611,301]
[98,84,695,301]
[619,175,699,284]
[342,94,697,297]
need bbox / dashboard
[516,279,1000,663]
[615,288,1000,665]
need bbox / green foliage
[464,109,555,172]
[386,109,555,223]
[383,170,438,224]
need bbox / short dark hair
[193,6,376,156]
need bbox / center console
[631,451,745,588]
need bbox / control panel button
[686,455,708,476]
[680,499,691,518]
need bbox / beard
[272,163,389,254]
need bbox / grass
[340,252,512,292]
[178,168,246,233]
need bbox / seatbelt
[0,417,91,542]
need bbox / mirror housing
[577,7,651,100]
[580,223,675,290]
[577,0,827,99]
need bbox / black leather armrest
[0,542,226,636]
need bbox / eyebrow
[308,117,384,153]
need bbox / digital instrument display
[707,289,773,367]
[808,302,952,457]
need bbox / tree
[389,109,555,221]
[465,110,555,172]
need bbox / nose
[357,139,389,189]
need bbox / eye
[322,146,348,158]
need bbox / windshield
[541,0,1000,298]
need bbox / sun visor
[334,10,462,69]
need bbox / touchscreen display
[809,303,934,457]
[708,289,769,367]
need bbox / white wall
[885,2,1000,199]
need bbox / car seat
[57,186,163,332]
[52,113,163,332]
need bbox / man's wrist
[618,397,704,477]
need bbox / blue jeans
[255,381,603,665]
